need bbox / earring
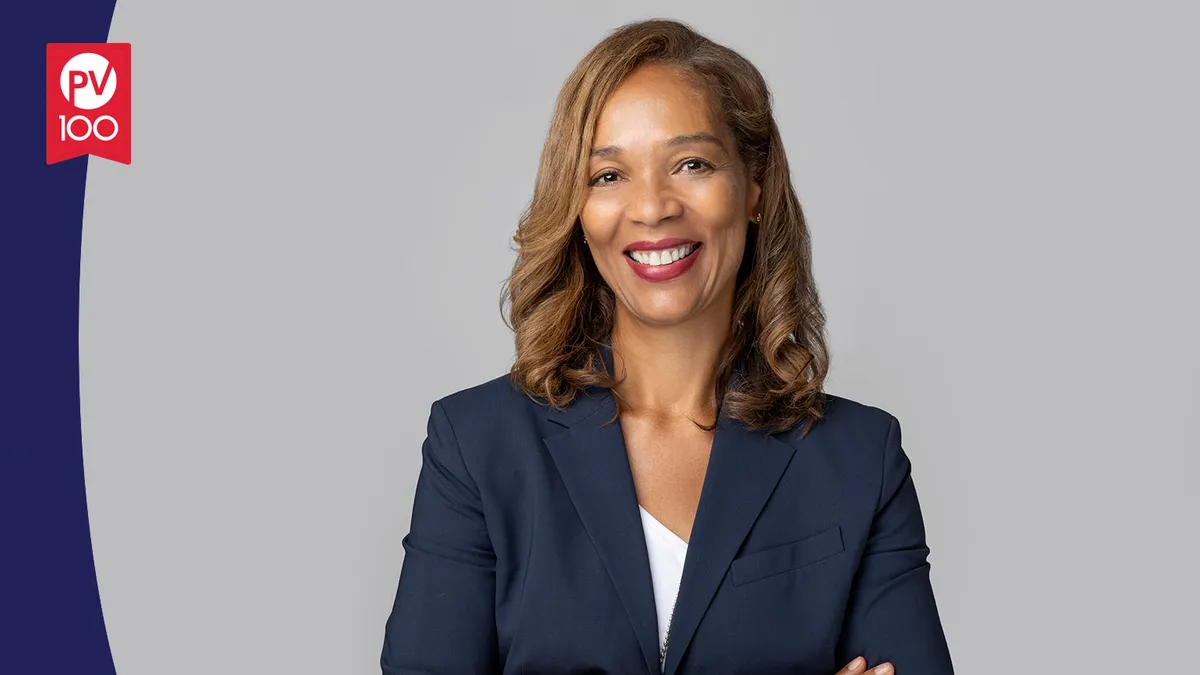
[755,212,762,223]
[583,235,588,243]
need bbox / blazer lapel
[660,414,798,675]
[543,379,661,674]
[542,343,800,675]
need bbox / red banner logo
[47,43,131,165]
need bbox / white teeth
[630,244,695,266]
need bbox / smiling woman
[381,17,954,675]
[579,63,761,348]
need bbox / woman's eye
[589,160,711,187]
[589,171,620,187]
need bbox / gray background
[81,1,1198,673]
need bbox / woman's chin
[624,304,703,328]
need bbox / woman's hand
[836,656,894,675]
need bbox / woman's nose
[626,174,684,226]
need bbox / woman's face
[580,64,761,330]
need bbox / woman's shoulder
[778,393,916,496]
[771,392,903,469]
[417,371,566,486]
[432,370,537,419]
[810,392,899,441]
[423,370,554,448]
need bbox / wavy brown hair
[500,18,830,436]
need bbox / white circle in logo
[60,53,117,110]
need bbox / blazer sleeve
[835,415,955,673]
[380,400,500,675]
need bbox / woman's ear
[746,178,763,222]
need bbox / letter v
[89,63,115,95]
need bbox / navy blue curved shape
[1,2,120,674]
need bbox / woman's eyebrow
[590,132,726,158]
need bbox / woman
[381,18,954,675]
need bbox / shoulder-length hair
[501,18,830,435]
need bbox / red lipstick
[623,237,698,253]
[623,241,703,283]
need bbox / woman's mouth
[623,242,703,282]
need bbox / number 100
[59,114,119,142]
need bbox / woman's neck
[609,311,731,421]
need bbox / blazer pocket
[730,524,845,587]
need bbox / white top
[638,504,688,668]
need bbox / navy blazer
[381,347,954,674]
